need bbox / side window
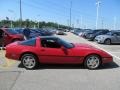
[113,33,119,36]
[0,30,4,37]
[41,39,61,48]
[20,39,36,46]
[102,31,108,34]
[117,32,120,36]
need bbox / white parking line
[109,52,120,53]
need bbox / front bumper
[94,38,105,44]
[102,57,113,64]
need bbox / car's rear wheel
[84,55,101,70]
[104,39,111,45]
[21,54,39,70]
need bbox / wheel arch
[19,52,39,61]
[12,38,21,42]
[104,38,111,43]
[84,53,102,63]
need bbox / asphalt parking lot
[0,32,120,90]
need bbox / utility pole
[57,23,59,29]
[76,19,79,28]
[37,21,40,29]
[37,15,40,28]
[96,0,101,29]
[80,16,83,28]
[113,16,116,30]
[8,10,14,28]
[101,19,104,29]
[20,0,22,28]
[70,1,72,29]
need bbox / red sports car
[5,36,113,70]
[0,28,24,46]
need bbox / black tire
[84,55,101,70]
[21,54,39,70]
[104,39,111,45]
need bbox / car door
[115,32,120,43]
[4,32,12,45]
[37,38,80,64]
[112,32,120,43]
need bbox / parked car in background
[56,30,65,35]
[85,29,109,41]
[56,29,66,35]
[95,30,120,45]
[15,28,24,34]
[0,28,24,46]
[73,29,83,35]
[29,29,54,38]
[79,29,92,38]
[6,36,113,70]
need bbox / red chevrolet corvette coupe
[6,36,113,70]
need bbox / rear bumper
[5,53,20,60]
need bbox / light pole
[37,15,40,28]
[96,0,101,29]
[101,17,104,29]
[80,16,83,28]
[113,16,117,30]
[8,9,14,28]
[20,0,22,28]
[69,1,72,29]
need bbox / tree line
[0,19,70,29]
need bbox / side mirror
[61,46,68,55]
[113,34,117,37]
[61,46,67,51]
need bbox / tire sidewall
[21,54,38,70]
[104,39,111,45]
[84,55,101,70]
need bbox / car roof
[110,30,120,33]
[39,36,59,39]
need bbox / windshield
[106,32,112,35]
[6,29,18,34]
[58,38,74,48]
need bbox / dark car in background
[79,29,92,38]
[14,28,24,34]
[15,28,54,38]
[85,29,109,41]
[73,29,83,35]
[29,29,54,38]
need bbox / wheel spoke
[23,55,36,69]
[86,55,100,69]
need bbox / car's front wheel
[21,54,39,70]
[84,55,101,70]
[104,39,111,45]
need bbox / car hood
[96,35,110,38]
[74,43,95,49]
